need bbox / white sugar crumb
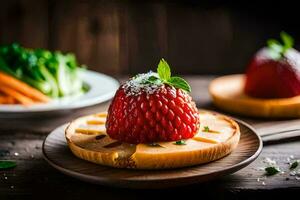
[262,181,266,185]
[14,152,19,156]
[290,171,297,176]
[256,167,265,171]
[123,72,162,96]
[290,169,300,181]
[263,157,277,166]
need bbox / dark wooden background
[1,0,300,75]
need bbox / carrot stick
[0,95,15,104]
[0,86,34,105]
[0,71,50,102]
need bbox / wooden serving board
[42,120,262,189]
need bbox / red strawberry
[245,32,300,98]
[106,59,200,144]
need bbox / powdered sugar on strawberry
[122,71,163,96]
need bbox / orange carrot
[0,95,15,104]
[0,85,34,105]
[0,71,50,103]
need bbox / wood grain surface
[0,0,293,76]
[1,76,300,198]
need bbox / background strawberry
[106,59,200,144]
[245,32,300,98]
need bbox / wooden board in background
[0,0,288,76]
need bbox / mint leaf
[267,39,283,60]
[155,59,192,92]
[157,58,171,81]
[143,75,162,85]
[148,76,158,82]
[281,31,294,50]
[174,140,186,145]
[203,126,210,132]
[267,39,283,52]
[267,32,294,60]
[168,77,191,92]
[0,160,17,170]
[290,161,299,169]
[265,166,280,176]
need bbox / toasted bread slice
[209,74,300,118]
[65,111,240,169]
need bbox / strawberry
[106,59,200,144]
[245,32,300,98]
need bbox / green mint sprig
[156,59,191,92]
[203,126,210,132]
[290,160,299,169]
[267,31,294,60]
[174,140,186,145]
[265,166,280,176]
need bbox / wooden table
[0,76,299,199]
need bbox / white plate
[0,70,119,114]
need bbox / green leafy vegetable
[290,161,299,169]
[267,31,294,60]
[0,161,17,170]
[174,140,186,145]
[0,43,86,98]
[203,126,210,132]
[265,166,280,176]
[155,58,191,92]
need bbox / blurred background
[1,0,299,75]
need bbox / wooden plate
[209,74,300,118]
[43,117,262,189]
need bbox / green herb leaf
[265,166,280,176]
[290,161,299,169]
[175,140,186,145]
[148,75,158,82]
[203,126,210,132]
[168,77,191,92]
[157,58,171,81]
[267,39,283,60]
[155,58,192,92]
[281,31,294,50]
[0,161,17,170]
[145,75,162,85]
[266,32,294,60]
[267,39,283,52]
